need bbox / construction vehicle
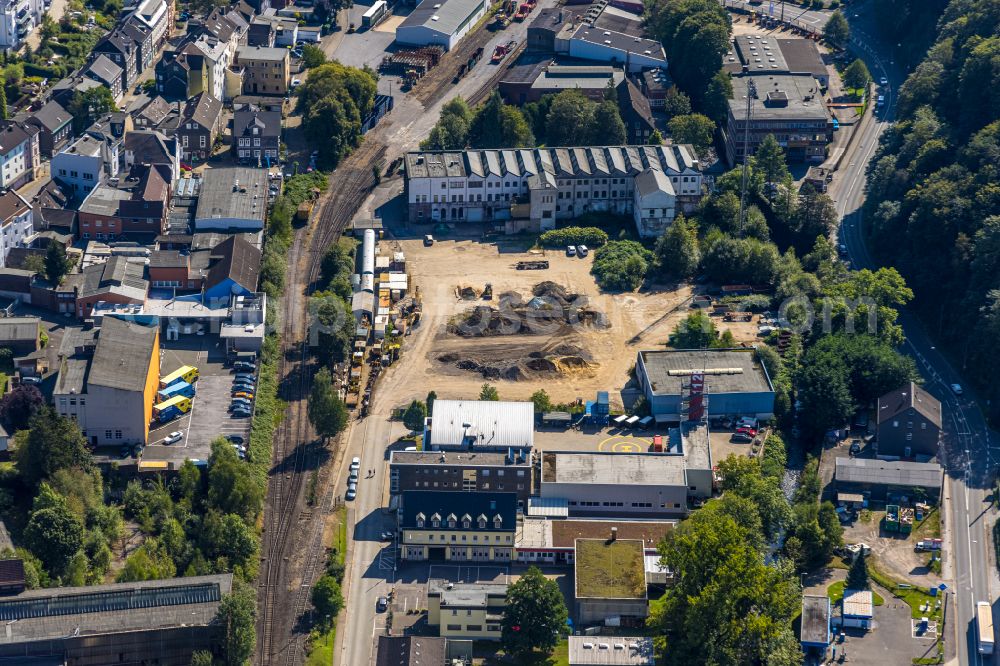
[491,43,509,63]
[516,260,549,270]
[482,283,493,300]
[514,3,529,20]
[402,69,421,89]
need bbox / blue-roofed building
[800,595,831,656]
[202,235,261,302]
[399,490,518,562]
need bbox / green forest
[864,0,1000,423]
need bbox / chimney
[610,526,617,542]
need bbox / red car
[736,426,757,437]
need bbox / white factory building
[395,0,487,50]
[404,145,703,237]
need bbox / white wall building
[0,125,28,190]
[405,145,702,234]
[130,0,168,49]
[53,133,120,197]
[633,168,676,238]
[396,0,487,50]
[192,35,232,102]
[0,191,33,269]
[0,0,43,50]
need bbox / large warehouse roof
[835,458,942,489]
[399,0,484,36]
[541,452,686,486]
[428,399,533,449]
[638,348,773,395]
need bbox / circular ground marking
[598,436,652,453]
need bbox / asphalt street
[833,6,999,664]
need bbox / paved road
[832,6,999,665]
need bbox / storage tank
[362,229,376,276]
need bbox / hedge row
[539,226,609,248]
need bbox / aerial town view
[0,0,992,663]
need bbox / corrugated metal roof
[429,399,533,449]
[842,589,873,618]
[835,457,942,489]
[527,496,568,517]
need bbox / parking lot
[143,335,252,466]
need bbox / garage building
[395,0,487,49]
[635,348,775,422]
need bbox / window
[105,430,112,440]
[447,625,462,631]
[466,625,482,632]
[906,432,913,441]
[115,430,123,439]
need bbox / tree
[479,383,499,401]
[668,311,717,348]
[846,548,870,590]
[662,87,692,120]
[668,113,716,155]
[402,399,427,431]
[591,99,627,145]
[646,0,731,105]
[530,389,552,413]
[823,10,850,49]
[296,62,377,167]
[501,566,568,656]
[24,502,84,576]
[0,384,43,431]
[217,585,256,666]
[67,86,117,133]
[308,367,349,438]
[648,128,664,145]
[301,43,326,68]
[468,91,534,149]
[190,651,214,666]
[702,69,734,125]
[425,390,437,413]
[23,254,45,275]
[591,240,653,291]
[546,90,594,146]
[421,97,474,150]
[44,242,71,285]
[15,407,91,488]
[311,573,344,623]
[0,84,7,121]
[755,134,790,187]
[207,440,264,522]
[843,58,872,91]
[117,538,176,582]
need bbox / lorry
[153,396,192,423]
[159,365,199,390]
[978,601,995,655]
[157,380,196,403]
[914,539,943,552]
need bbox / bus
[361,0,387,28]
[159,365,199,390]
[978,601,994,655]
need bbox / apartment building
[52,119,125,198]
[404,145,702,235]
[0,121,40,190]
[0,191,33,269]
[399,490,518,562]
[389,449,533,508]
[427,581,507,640]
[235,46,290,96]
[0,0,43,50]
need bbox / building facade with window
[232,107,280,165]
[426,581,507,640]
[399,490,518,562]
[875,382,942,459]
[404,145,702,234]
[389,449,533,508]
[0,191,34,269]
[235,46,289,96]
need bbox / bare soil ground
[842,509,943,589]
[395,239,763,404]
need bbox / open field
[394,237,763,404]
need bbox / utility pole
[738,78,757,236]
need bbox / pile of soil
[436,342,596,381]
[447,282,609,337]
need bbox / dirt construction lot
[394,237,763,404]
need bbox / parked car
[234,373,256,382]
[566,245,576,257]
[423,234,434,246]
[731,432,752,443]
[376,596,388,612]
[226,435,245,445]
[736,426,757,437]
[877,95,885,106]
[346,486,357,500]
[232,408,251,418]
[950,383,963,396]
[380,531,394,541]
[849,440,862,456]
[21,376,41,385]
[233,382,256,392]
[350,456,361,471]
[736,417,758,430]
[230,398,252,408]
[576,245,589,257]
[291,77,302,88]
[233,361,256,372]
[163,431,184,445]
[233,391,255,400]
[879,76,888,86]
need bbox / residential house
[203,235,261,301]
[52,116,126,198]
[876,382,943,459]
[0,121,40,190]
[82,55,125,102]
[399,490,517,562]
[25,100,73,157]
[123,130,179,182]
[127,0,169,50]
[54,315,159,446]
[133,96,173,130]
[246,17,275,46]
[49,76,103,110]
[235,45,289,96]
[618,79,656,145]
[0,191,34,268]
[640,68,670,110]
[120,16,155,75]
[148,250,203,291]
[174,92,223,163]
[155,46,208,100]
[389,449,533,509]
[78,165,171,240]
[0,316,39,355]
[426,581,506,640]
[232,107,280,165]
[189,35,233,103]
[93,31,140,92]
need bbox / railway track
[467,42,526,106]
[413,22,504,106]
[256,136,387,666]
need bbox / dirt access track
[390,237,762,405]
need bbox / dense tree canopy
[15,407,91,488]
[296,62,377,167]
[308,368,349,439]
[501,566,568,655]
[646,0,731,107]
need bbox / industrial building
[727,35,829,87]
[723,74,832,165]
[194,166,269,231]
[54,315,161,448]
[389,449,533,508]
[635,348,775,422]
[424,399,534,451]
[574,538,648,624]
[834,457,943,503]
[526,8,665,72]
[516,518,673,566]
[568,636,655,665]
[404,145,702,236]
[0,574,232,664]
[538,432,711,518]
[395,0,487,49]
[498,60,625,105]
[800,595,832,656]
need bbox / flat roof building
[841,589,873,630]
[723,73,832,165]
[426,580,506,640]
[396,0,488,50]
[835,457,942,503]
[389,449,533,507]
[375,636,449,666]
[801,595,832,654]
[574,538,648,624]
[516,518,674,566]
[425,399,534,450]
[568,636,655,665]
[0,574,232,664]
[568,25,665,72]
[635,348,775,421]
[194,167,268,231]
